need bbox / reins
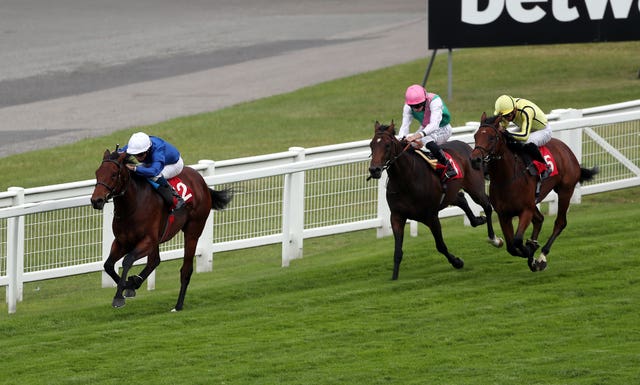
[95,158,130,202]
[382,141,413,172]
[474,123,529,181]
[367,137,412,181]
[473,123,502,163]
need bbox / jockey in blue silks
[121,132,185,211]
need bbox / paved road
[0,0,427,157]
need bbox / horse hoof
[451,258,464,269]
[488,236,504,248]
[123,288,136,298]
[535,260,548,271]
[112,297,126,308]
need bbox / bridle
[95,158,130,202]
[473,123,503,164]
[368,131,412,180]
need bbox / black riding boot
[507,141,538,176]
[524,143,551,178]
[155,177,185,210]
[425,142,457,179]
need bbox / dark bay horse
[470,113,598,271]
[368,121,501,280]
[90,149,233,311]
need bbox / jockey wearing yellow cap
[494,95,552,177]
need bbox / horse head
[90,149,130,210]
[470,112,507,170]
[368,120,403,179]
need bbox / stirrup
[443,163,457,180]
[173,199,186,211]
[540,166,551,179]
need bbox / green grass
[0,41,639,384]
[0,41,638,190]
[1,187,638,384]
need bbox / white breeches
[158,157,184,179]
[527,125,552,146]
[420,124,453,146]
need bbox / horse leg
[463,189,503,248]
[123,248,161,298]
[103,241,126,285]
[424,216,464,270]
[497,213,524,258]
[513,210,540,271]
[535,191,573,271]
[526,207,544,256]
[390,213,407,280]
[454,191,487,227]
[172,233,200,312]
[112,240,155,308]
[112,252,137,308]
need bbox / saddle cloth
[167,176,194,209]
[533,146,558,177]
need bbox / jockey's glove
[127,155,141,165]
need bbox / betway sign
[429,0,640,48]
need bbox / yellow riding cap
[494,95,516,115]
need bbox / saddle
[414,149,463,181]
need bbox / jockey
[121,132,185,211]
[494,95,552,177]
[398,84,457,180]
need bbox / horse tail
[209,188,234,210]
[580,166,599,183]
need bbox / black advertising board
[429,0,640,49]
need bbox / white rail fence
[1,100,639,313]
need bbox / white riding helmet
[126,132,152,155]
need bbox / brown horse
[90,149,233,311]
[470,113,598,271]
[368,121,501,280]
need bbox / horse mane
[482,114,502,126]
[376,123,396,135]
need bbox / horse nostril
[368,166,382,179]
[91,198,105,210]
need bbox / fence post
[196,160,216,273]
[552,108,584,205]
[101,201,115,288]
[6,187,25,314]
[376,172,392,238]
[281,147,305,267]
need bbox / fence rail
[2,100,639,313]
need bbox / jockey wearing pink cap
[398,84,456,179]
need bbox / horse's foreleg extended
[497,213,523,258]
[526,207,545,256]
[112,241,156,308]
[103,241,126,285]
[123,249,161,298]
[425,216,464,270]
[390,213,407,280]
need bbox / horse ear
[481,112,487,123]
[374,121,380,130]
[390,120,395,129]
[103,149,110,160]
